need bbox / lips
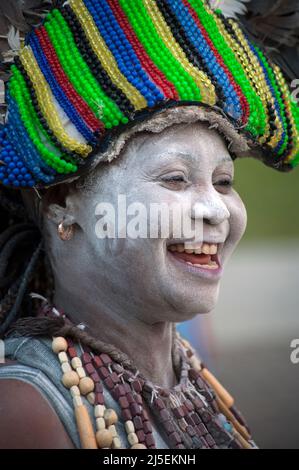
[167,242,220,270]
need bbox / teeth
[168,242,218,255]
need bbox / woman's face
[47,122,247,322]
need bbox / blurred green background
[234,158,299,241]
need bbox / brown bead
[114,384,126,399]
[62,371,79,389]
[52,337,68,354]
[160,408,171,422]
[168,432,181,446]
[79,377,94,395]
[145,434,155,447]
[119,396,129,409]
[141,409,149,421]
[104,376,114,390]
[68,347,78,359]
[186,425,196,437]
[92,356,103,368]
[130,403,141,416]
[154,398,165,410]
[133,416,143,431]
[122,409,132,421]
[82,352,92,365]
[132,380,142,393]
[99,367,109,379]
[90,371,100,383]
[192,412,200,425]
[110,372,119,384]
[95,382,103,393]
[184,399,194,412]
[173,406,185,419]
[163,420,175,434]
[96,429,113,448]
[95,393,105,405]
[85,363,95,375]
[143,421,152,434]
[136,429,145,443]
[126,392,135,404]
[135,394,143,405]
[205,434,216,447]
[100,353,112,365]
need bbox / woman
[0,0,298,449]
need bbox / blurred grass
[234,158,299,241]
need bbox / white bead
[94,404,105,418]
[87,392,95,405]
[71,357,82,369]
[61,362,72,373]
[127,432,138,445]
[112,437,122,449]
[73,396,83,408]
[76,366,86,379]
[70,385,80,397]
[58,351,68,364]
[125,420,135,434]
[108,425,117,438]
[96,417,106,431]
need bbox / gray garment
[0,336,168,449]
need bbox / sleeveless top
[0,335,169,449]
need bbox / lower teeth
[186,261,218,270]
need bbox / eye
[214,178,234,194]
[159,172,188,189]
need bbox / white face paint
[45,122,247,324]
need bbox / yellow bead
[96,429,113,449]
[79,376,94,395]
[52,336,68,354]
[62,371,79,389]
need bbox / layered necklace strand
[45,304,254,449]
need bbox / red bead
[85,363,96,375]
[119,396,129,409]
[100,353,112,365]
[92,356,103,368]
[81,352,92,365]
[68,347,77,359]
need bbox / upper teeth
[168,243,218,255]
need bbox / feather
[209,0,251,18]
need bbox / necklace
[41,302,255,449]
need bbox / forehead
[127,121,233,167]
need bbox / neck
[53,284,179,389]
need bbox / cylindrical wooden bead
[112,437,122,449]
[58,351,68,364]
[127,432,138,445]
[131,443,147,449]
[79,377,94,395]
[61,362,72,373]
[71,357,82,369]
[73,395,83,408]
[96,429,113,448]
[62,371,80,388]
[87,392,95,405]
[108,425,117,438]
[125,420,135,434]
[52,336,68,354]
[201,368,234,408]
[76,366,86,379]
[96,417,106,431]
[70,385,80,397]
[75,404,98,449]
[104,408,118,426]
[94,404,105,418]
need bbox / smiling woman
[0,0,298,451]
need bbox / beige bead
[70,385,80,397]
[104,408,118,426]
[79,377,94,395]
[52,336,68,354]
[76,366,86,379]
[95,429,113,449]
[131,443,147,449]
[75,404,97,449]
[96,417,106,431]
[125,420,135,434]
[112,437,122,449]
[108,425,117,438]
[58,351,68,364]
[61,362,72,373]
[71,357,82,369]
[127,432,138,445]
[73,395,83,408]
[87,392,95,405]
[94,404,105,418]
[62,370,79,389]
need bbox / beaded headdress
[0,0,298,189]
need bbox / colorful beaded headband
[0,0,298,189]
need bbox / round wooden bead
[52,337,68,354]
[104,408,118,426]
[79,377,94,395]
[127,432,138,445]
[131,443,147,449]
[96,429,113,448]
[125,420,135,434]
[62,371,79,388]
[71,357,82,369]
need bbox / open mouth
[167,242,220,271]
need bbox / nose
[190,190,230,225]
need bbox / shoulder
[0,360,75,449]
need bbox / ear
[46,196,77,228]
